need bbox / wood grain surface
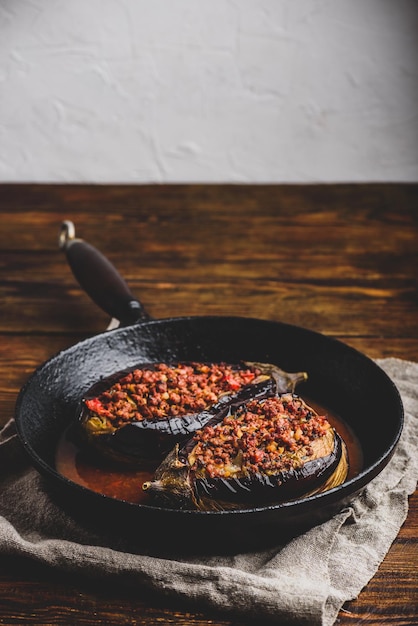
[0,183,417,625]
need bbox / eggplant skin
[142,395,349,510]
[77,362,307,466]
[142,429,348,510]
[142,444,198,509]
[194,430,345,506]
[143,431,348,510]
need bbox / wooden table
[0,183,417,624]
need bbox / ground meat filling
[189,394,331,479]
[84,362,259,429]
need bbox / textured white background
[1,0,417,183]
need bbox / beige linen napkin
[0,358,417,625]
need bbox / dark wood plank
[1,184,417,337]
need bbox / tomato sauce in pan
[55,397,363,506]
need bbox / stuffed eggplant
[142,394,349,509]
[78,361,308,465]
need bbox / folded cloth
[0,358,417,626]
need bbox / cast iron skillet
[14,222,404,554]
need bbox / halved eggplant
[142,394,349,509]
[77,361,308,465]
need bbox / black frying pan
[14,222,404,554]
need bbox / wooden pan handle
[59,221,149,326]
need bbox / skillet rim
[14,314,404,519]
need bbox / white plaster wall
[0,0,417,183]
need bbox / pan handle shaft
[59,221,149,326]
